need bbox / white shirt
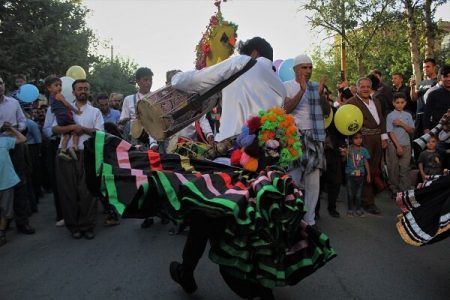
[172,55,286,142]
[177,115,213,140]
[0,96,26,131]
[357,94,388,140]
[119,91,158,146]
[52,103,104,150]
[119,92,150,121]
[284,79,313,130]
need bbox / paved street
[0,190,448,300]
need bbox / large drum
[136,85,220,141]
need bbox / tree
[424,0,448,58]
[0,0,98,86]
[402,0,423,84]
[302,0,396,77]
[89,56,138,97]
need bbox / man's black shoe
[141,218,154,228]
[17,224,35,235]
[84,230,95,240]
[364,205,381,215]
[328,210,340,218]
[170,261,197,294]
[71,231,82,239]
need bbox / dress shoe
[364,204,381,215]
[170,261,197,294]
[71,231,82,239]
[17,224,36,235]
[328,209,340,218]
[141,218,154,228]
[84,230,95,240]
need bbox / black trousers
[181,216,274,299]
[48,139,63,221]
[317,148,342,213]
[56,150,97,233]
[182,216,225,273]
[10,144,31,226]
[28,143,43,200]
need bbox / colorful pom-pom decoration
[232,107,302,171]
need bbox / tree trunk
[404,0,422,84]
[357,56,365,78]
[424,0,435,58]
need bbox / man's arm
[388,132,404,156]
[3,123,27,144]
[283,88,305,114]
[15,101,27,131]
[423,91,435,131]
[52,124,83,135]
[410,79,418,102]
[364,159,371,183]
[29,121,42,144]
[119,97,131,124]
[43,109,56,138]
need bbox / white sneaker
[55,219,65,227]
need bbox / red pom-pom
[230,149,243,165]
[247,116,261,134]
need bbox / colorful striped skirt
[84,131,336,288]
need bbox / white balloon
[60,76,75,103]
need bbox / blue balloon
[16,84,39,103]
[278,58,295,82]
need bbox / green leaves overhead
[0,0,98,84]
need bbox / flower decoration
[195,1,238,70]
[231,107,302,172]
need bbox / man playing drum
[169,36,286,299]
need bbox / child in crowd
[386,93,414,194]
[45,76,80,161]
[417,135,442,181]
[0,122,27,246]
[344,131,371,217]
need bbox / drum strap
[172,58,257,119]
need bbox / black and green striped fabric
[84,131,336,288]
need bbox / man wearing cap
[283,54,328,227]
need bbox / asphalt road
[0,190,448,300]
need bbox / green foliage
[303,0,448,87]
[89,56,138,97]
[0,0,98,85]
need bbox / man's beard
[77,93,89,102]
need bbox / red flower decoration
[201,43,211,54]
[210,15,219,26]
[247,116,261,134]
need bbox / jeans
[346,176,364,212]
